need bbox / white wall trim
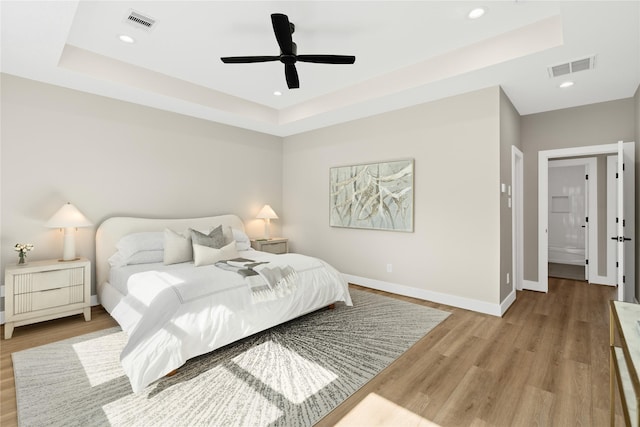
[512,146,524,292]
[343,274,503,317]
[548,157,598,282]
[500,290,517,316]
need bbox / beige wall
[499,89,521,301]
[0,74,283,309]
[520,98,636,282]
[282,87,503,306]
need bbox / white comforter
[109,252,352,393]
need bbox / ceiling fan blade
[220,56,280,64]
[297,55,356,64]
[285,63,299,89]
[271,13,294,55]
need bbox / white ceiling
[1,1,639,137]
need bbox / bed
[96,214,353,393]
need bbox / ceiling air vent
[125,10,156,31]
[548,55,596,78]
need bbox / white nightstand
[4,257,91,339]
[250,238,289,254]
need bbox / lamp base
[57,258,80,262]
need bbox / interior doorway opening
[547,157,596,282]
[535,142,635,301]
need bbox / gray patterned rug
[12,289,450,427]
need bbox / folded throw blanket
[216,258,298,303]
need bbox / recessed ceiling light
[273,91,282,96]
[559,81,575,88]
[118,34,135,44]
[468,7,486,19]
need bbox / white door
[606,156,618,286]
[616,141,635,302]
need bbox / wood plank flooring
[0,278,625,426]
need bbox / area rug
[12,289,450,427]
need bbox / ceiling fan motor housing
[281,42,297,64]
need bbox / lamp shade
[256,204,278,220]
[45,202,92,228]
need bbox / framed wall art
[329,159,414,232]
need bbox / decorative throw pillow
[193,241,239,267]
[164,228,193,265]
[216,225,234,246]
[190,225,225,249]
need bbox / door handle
[611,236,633,242]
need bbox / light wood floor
[0,278,625,426]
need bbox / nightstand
[251,238,288,254]
[4,257,91,339]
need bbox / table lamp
[45,202,92,261]
[256,204,278,240]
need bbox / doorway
[547,158,596,282]
[536,142,635,300]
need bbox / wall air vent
[548,55,596,78]
[125,10,156,31]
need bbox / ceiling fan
[220,13,356,89]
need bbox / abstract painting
[330,159,414,231]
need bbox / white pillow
[193,241,239,267]
[108,252,127,268]
[108,250,164,267]
[164,228,193,265]
[116,232,164,259]
[127,250,164,265]
[232,228,251,251]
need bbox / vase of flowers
[15,243,34,265]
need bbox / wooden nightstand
[4,257,91,339]
[251,238,288,254]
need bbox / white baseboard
[343,274,504,317]
[500,290,517,316]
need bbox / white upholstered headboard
[95,214,245,293]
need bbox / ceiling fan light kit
[220,13,356,89]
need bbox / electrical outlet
[506,273,510,285]
[386,263,393,273]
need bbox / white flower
[14,243,34,255]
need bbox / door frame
[537,143,619,293]
[512,146,524,292]
[547,157,597,282]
